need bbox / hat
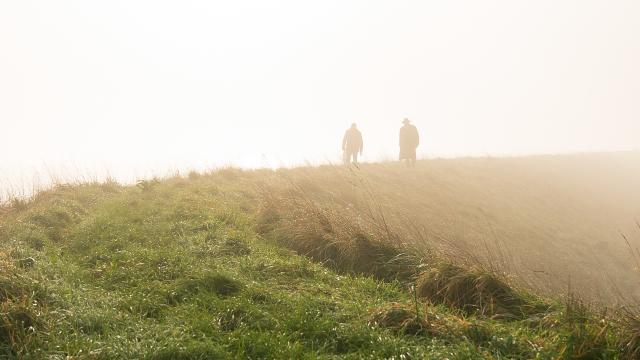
[402,118,410,124]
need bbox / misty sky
[1,0,639,188]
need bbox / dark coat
[399,124,419,160]
[343,128,363,154]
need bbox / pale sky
[1,0,639,189]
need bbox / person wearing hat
[342,123,363,165]
[399,118,419,167]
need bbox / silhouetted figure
[399,118,419,167]
[342,123,363,165]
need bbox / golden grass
[255,182,424,281]
[416,263,545,319]
[255,152,640,304]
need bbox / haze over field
[5,155,640,357]
[1,0,640,192]
[4,2,640,357]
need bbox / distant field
[271,152,640,303]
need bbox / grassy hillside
[1,153,639,358]
[264,152,640,303]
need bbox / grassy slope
[267,152,640,302]
[0,156,637,358]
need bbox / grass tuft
[416,263,544,319]
[0,298,38,355]
[257,194,421,281]
[9,199,28,213]
[619,309,640,359]
[216,237,251,256]
[369,303,432,336]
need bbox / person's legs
[344,151,356,164]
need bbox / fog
[1,1,639,193]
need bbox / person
[399,118,419,167]
[342,123,363,165]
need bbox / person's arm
[415,127,420,148]
[359,133,363,154]
[342,132,347,151]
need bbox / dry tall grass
[254,152,640,304]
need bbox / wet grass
[416,263,548,319]
[0,166,638,358]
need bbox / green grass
[0,165,638,358]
